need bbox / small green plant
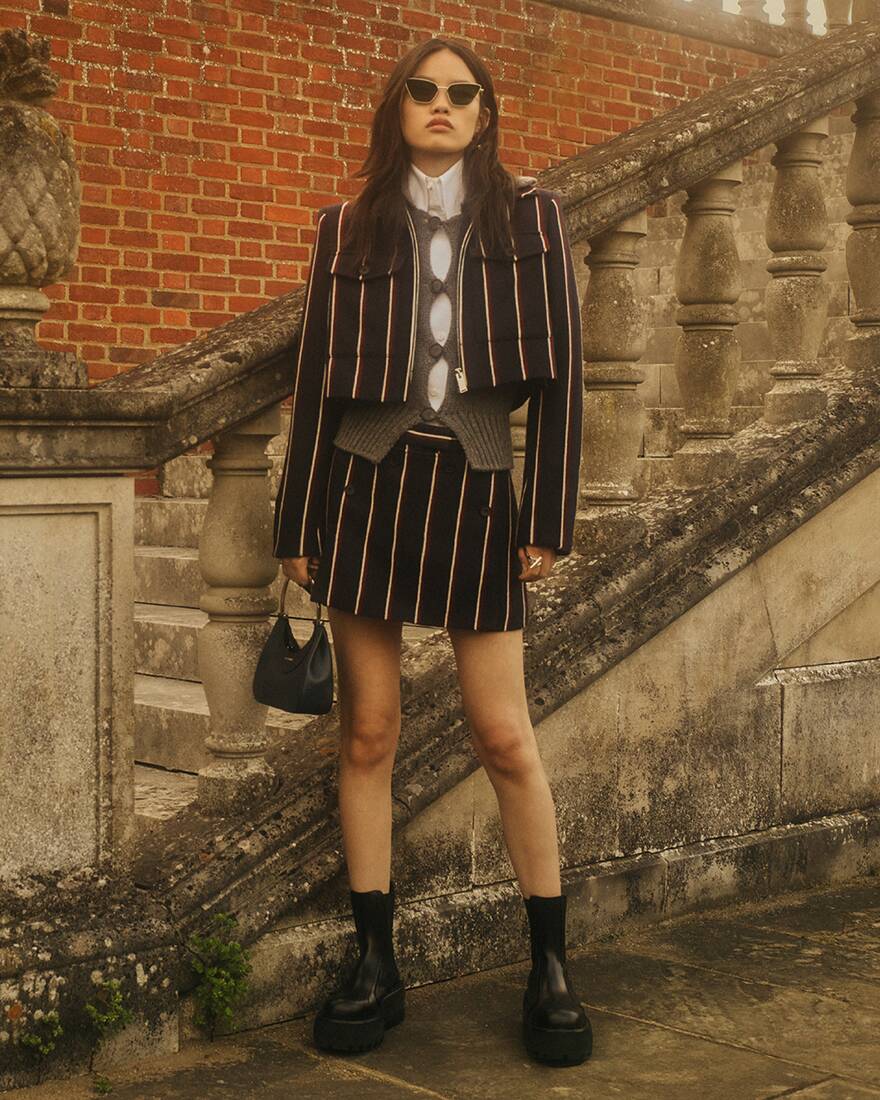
[19,1009,63,1082]
[85,977,133,1071]
[92,1074,113,1094]
[185,912,251,1040]
[19,1009,63,1056]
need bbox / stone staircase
[131,116,858,832]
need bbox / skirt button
[344,483,355,495]
[479,504,491,516]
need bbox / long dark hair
[342,37,519,266]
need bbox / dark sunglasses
[404,77,483,107]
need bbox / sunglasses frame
[404,77,484,107]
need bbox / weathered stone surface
[0,476,134,883]
[776,659,880,818]
[394,773,476,901]
[754,461,880,658]
[781,579,880,665]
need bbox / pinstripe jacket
[273,177,583,561]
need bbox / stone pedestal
[0,476,135,883]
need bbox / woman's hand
[517,544,556,582]
[281,555,320,590]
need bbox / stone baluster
[763,117,830,424]
[846,0,879,330]
[739,0,769,20]
[783,0,809,29]
[580,212,649,509]
[823,0,852,30]
[842,0,880,372]
[851,0,880,21]
[671,162,744,489]
[197,406,281,812]
[783,0,811,30]
[843,89,880,377]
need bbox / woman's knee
[340,709,400,769]
[471,718,537,779]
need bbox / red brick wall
[3,0,774,491]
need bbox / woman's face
[399,47,490,174]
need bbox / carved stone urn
[0,27,86,387]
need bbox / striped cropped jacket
[273,178,583,561]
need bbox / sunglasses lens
[448,83,480,106]
[405,78,481,106]
[406,78,437,103]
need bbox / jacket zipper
[403,208,418,401]
[454,220,474,394]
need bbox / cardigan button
[428,215,442,230]
[421,406,437,420]
[429,342,444,357]
[431,277,445,293]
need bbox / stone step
[135,602,206,681]
[134,762,199,843]
[134,602,317,681]
[134,672,320,773]
[133,544,316,611]
[159,453,213,500]
[135,496,208,549]
[134,544,203,607]
[135,478,286,548]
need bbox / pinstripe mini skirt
[309,421,528,632]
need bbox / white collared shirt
[405,158,465,409]
[405,155,465,219]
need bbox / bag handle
[278,575,327,623]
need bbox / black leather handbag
[252,577,334,715]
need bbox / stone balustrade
[570,0,876,509]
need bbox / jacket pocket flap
[477,231,550,261]
[328,248,405,279]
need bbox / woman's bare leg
[328,606,404,893]
[447,625,561,898]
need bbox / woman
[273,36,589,1066]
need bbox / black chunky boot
[522,892,592,1065]
[312,879,405,1053]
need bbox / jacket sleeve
[515,189,584,557]
[272,206,344,559]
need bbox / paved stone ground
[17,873,880,1099]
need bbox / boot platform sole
[523,1017,593,1065]
[313,984,405,1053]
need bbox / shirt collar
[405,156,465,219]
